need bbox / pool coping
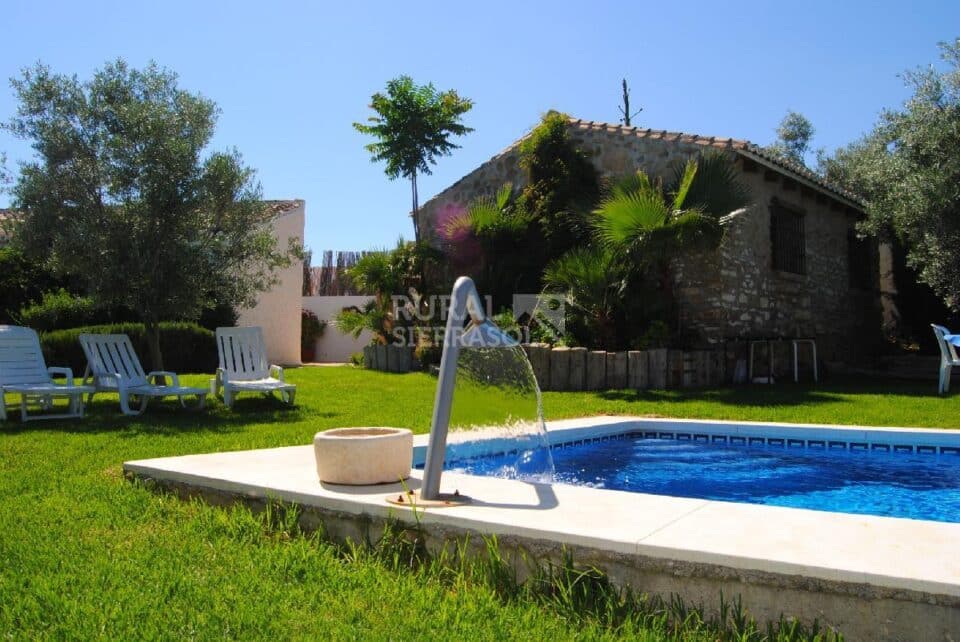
[124,415,960,603]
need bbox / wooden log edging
[363,345,415,373]
[525,345,728,392]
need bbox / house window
[770,200,805,274]
[848,230,873,290]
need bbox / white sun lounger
[213,327,296,408]
[79,333,207,416]
[931,324,960,394]
[0,325,95,422]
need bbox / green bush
[0,247,69,323]
[18,289,99,332]
[41,322,217,374]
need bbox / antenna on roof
[618,78,643,127]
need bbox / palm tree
[547,151,751,349]
[543,246,626,350]
[594,152,751,268]
[333,240,441,344]
[354,76,473,242]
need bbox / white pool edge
[123,416,960,640]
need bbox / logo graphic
[512,293,566,342]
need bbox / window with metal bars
[770,200,805,274]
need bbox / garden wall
[238,201,305,366]
[302,295,374,363]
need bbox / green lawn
[0,367,954,639]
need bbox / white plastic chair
[79,333,207,415]
[0,325,95,422]
[931,324,960,394]
[213,327,296,408]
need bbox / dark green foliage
[821,39,960,311]
[301,309,325,351]
[334,240,443,345]
[579,152,750,348]
[671,151,754,220]
[441,113,602,309]
[413,342,441,369]
[41,322,216,373]
[543,247,625,350]
[196,302,239,332]
[0,246,68,323]
[17,289,98,332]
[595,153,750,264]
[517,111,600,257]
[5,59,295,370]
[441,182,541,307]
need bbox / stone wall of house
[417,121,882,365]
[419,146,525,245]
[674,168,881,363]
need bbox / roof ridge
[565,116,862,206]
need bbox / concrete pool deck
[125,416,960,641]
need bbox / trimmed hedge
[41,322,217,375]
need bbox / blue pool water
[446,436,960,523]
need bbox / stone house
[418,117,882,366]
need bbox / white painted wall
[302,295,374,362]
[237,202,305,366]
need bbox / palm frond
[440,211,473,239]
[667,210,724,254]
[594,189,669,246]
[668,151,752,218]
[495,182,513,210]
[543,246,625,311]
[671,158,698,211]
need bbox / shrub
[0,247,69,323]
[17,289,98,332]
[413,342,441,369]
[41,322,217,374]
[301,309,325,350]
[349,351,364,367]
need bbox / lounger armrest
[148,371,180,387]
[270,365,285,382]
[47,367,75,385]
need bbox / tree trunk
[410,172,420,244]
[145,317,164,373]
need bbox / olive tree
[821,39,960,309]
[766,111,815,166]
[5,60,297,369]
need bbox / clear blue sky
[1,1,956,254]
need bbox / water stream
[445,326,555,482]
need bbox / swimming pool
[446,430,960,523]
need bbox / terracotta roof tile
[419,115,864,216]
[563,117,863,206]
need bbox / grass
[0,367,954,639]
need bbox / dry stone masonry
[418,117,882,371]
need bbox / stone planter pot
[313,427,413,485]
